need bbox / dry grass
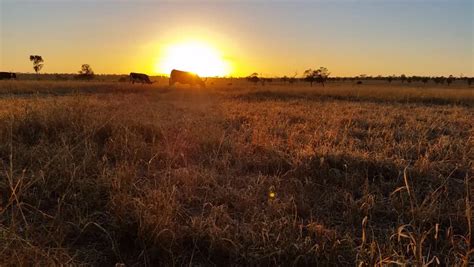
[0,80,472,265]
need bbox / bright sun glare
[157,41,231,77]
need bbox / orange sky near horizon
[1,1,472,77]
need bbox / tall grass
[0,81,472,265]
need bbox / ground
[0,80,472,265]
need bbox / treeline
[3,54,472,86]
[4,72,474,86]
[327,74,472,86]
[9,73,168,82]
[246,72,474,86]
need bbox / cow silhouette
[169,69,206,87]
[130,72,153,84]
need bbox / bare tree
[29,55,44,74]
[304,67,330,87]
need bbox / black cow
[169,69,206,87]
[130,72,153,84]
[0,72,17,80]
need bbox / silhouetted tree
[304,67,330,87]
[421,77,429,84]
[247,73,262,85]
[288,72,297,85]
[400,74,407,83]
[410,76,419,82]
[387,76,393,83]
[281,76,289,83]
[446,75,455,86]
[433,76,445,84]
[76,64,95,80]
[29,55,44,74]
[466,78,473,86]
[303,69,315,86]
[80,64,94,75]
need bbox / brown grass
[0,80,472,265]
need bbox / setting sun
[156,41,231,77]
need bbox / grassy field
[0,80,472,265]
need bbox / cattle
[130,72,153,84]
[0,72,17,80]
[169,69,206,87]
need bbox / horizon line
[7,72,473,79]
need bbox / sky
[1,0,473,77]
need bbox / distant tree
[281,76,289,83]
[303,69,314,86]
[387,76,393,83]
[76,64,95,80]
[433,76,445,84]
[421,77,429,84]
[410,76,419,82]
[304,67,330,87]
[79,64,94,75]
[29,55,44,74]
[446,75,455,86]
[400,74,407,83]
[317,67,330,86]
[288,72,298,85]
[247,73,262,85]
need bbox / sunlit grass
[0,80,472,265]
